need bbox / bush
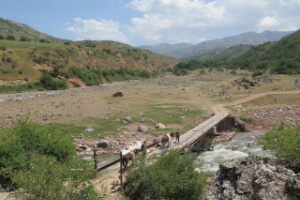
[0,34,4,39]
[230,69,237,75]
[40,72,67,90]
[66,66,102,86]
[260,123,300,159]
[20,37,30,42]
[39,39,46,43]
[125,150,207,200]
[0,118,99,200]
[199,69,206,75]
[252,70,264,77]
[6,35,15,40]
[64,41,71,45]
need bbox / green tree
[6,35,15,40]
[125,150,207,200]
[260,122,300,158]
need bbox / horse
[161,134,170,149]
[121,149,137,169]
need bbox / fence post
[120,151,123,187]
[94,149,97,170]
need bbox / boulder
[84,128,94,133]
[138,125,148,132]
[155,123,166,129]
[231,145,239,151]
[122,116,132,124]
[206,156,300,200]
[97,139,110,148]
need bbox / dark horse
[122,149,137,169]
[161,134,170,148]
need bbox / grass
[63,117,126,138]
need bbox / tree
[6,35,15,40]
[260,122,300,159]
[125,150,207,200]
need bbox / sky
[0,0,300,46]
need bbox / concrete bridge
[170,113,230,151]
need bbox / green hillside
[183,44,252,62]
[0,17,65,43]
[233,30,300,74]
[0,40,178,81]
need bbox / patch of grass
[133,104,204,127]
[63,117,126,138]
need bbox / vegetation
[124,150,207,200]
[0,116,100,199]
[260,123,300,159]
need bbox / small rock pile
[206,156,300,200]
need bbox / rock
[138,125,148,132]
[206,156,300,200]
[122,116,132,124]
[155,123,166,129]
[113,91,123,97]
[84,128,94,133]
[231,145,239,151]
[97,139,110,148]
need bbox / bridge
[170,113,229,150]
[94,113,232,173]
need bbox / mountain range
[139,30,295,59]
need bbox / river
[194,131,271,175]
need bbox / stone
[232,145,239,151]
[206,156,300,200]
[97,139,110,148]
[84,128,94,133]
[138,125,148,132]
[155,123,166,129]
[122,116,132,124]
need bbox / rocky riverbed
[206,156,300,200]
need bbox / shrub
[20,37,30,42]
[39,39,46,43]
[125,150,207,200]
[260,123,300,159]
[0,34,4,39]
[230,69,237,75]
[0,45,6,51]
[199,69,206,75]
[6,35,15,40]
[11,60,19,69]
[0,118,99,200]
[64,41,71,45]
[252,70,264,77]
[40,72,67,90]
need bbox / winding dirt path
[212,90,300,114]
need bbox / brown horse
[161,134,170,148]
[122,149,137,169]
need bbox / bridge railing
[179,118,216,148]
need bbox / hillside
[0,39,178,84]
[141,30,294,59]
[138,43,193,56]
[183,44,252,62]
[0,17,65,43]
[233,30,300,74]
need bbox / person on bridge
[175,129,180,143]
[141,141,147,157]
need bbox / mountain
[232,30,300,74]
[0,39,178,83]
[183,44,252,61]
[0,18,178,85]
[140,30,294,59]
[0,17,65,43]
[138,43,193,56]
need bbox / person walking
[141,141,147,157]
[175,129,180,143]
